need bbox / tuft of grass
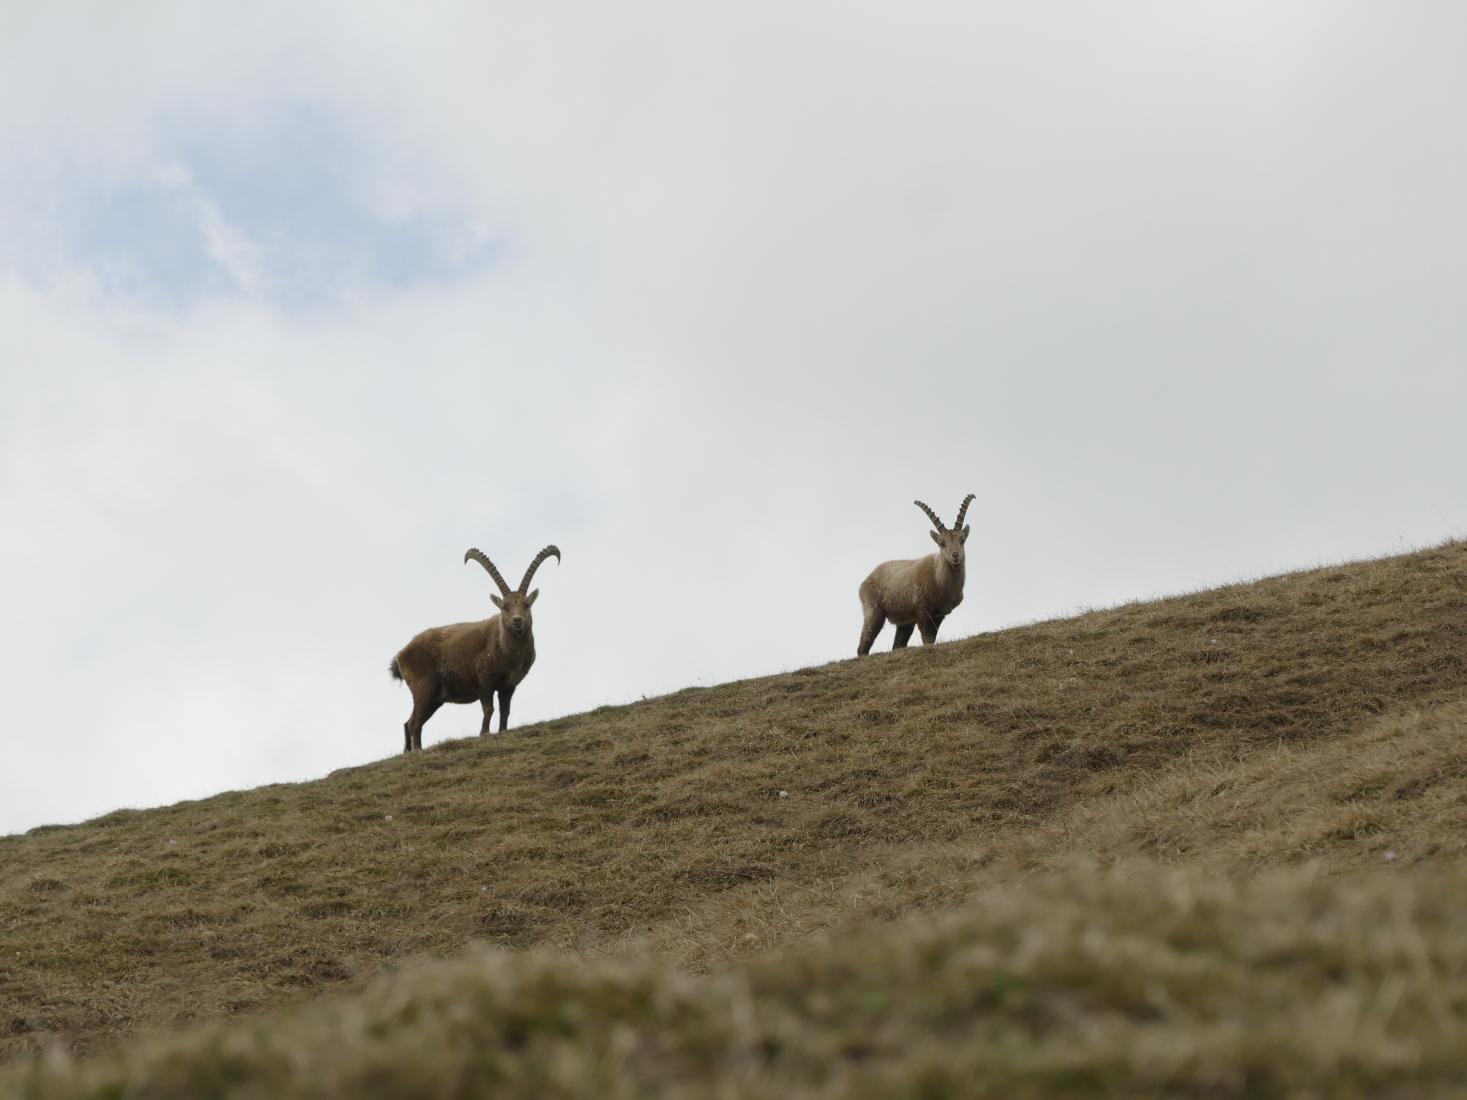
[8,861,1467,1098]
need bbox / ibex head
[914,494,974,569]
[464,544,561,638]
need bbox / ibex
[389,545,560,752]
[857,494,974,656]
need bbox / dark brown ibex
[857,494,973,655]
[389,545,560,752]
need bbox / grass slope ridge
[614,697,1467,972]
[2,542,1466,1070]
[10,859,1467,1098]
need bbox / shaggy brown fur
[391,545,559,752]
[858,495,973,655]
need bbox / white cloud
[2,3,1466,833]
[193,194,269,296]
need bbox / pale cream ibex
[857,494,973,655]
[390,544,560,752]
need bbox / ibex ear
[526,589,540,606]
[490,594,504,609]
[929,530,943,547]
[961,525,970,543]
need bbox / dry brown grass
[629,698,1467,968]
[10,861,1467,1098]
[2,540,1466,1087]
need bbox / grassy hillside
[3,541,1467,1095]
[11,858,1467,1099]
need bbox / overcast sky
[2,3,1464,835]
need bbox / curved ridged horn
[464,548,512,598]
[913,499,947,533]
[953,493,975,529]
[518,544,561,594]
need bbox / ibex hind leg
[858,609,887,656]
[405,690,443,753]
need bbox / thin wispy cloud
[3,102,499,308]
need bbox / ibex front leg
[478,695,495,737]
[497,687,515,733]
